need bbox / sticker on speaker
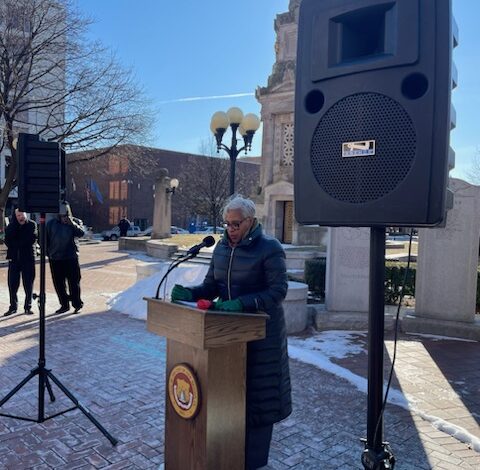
[342,140,376,158]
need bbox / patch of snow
[405,332,477,342]
[108,262,208,320]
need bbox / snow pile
[108,261,208,320]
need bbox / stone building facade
[255,0,326,246]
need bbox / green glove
[215,299,243,312]
[171,284,193,302]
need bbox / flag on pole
[90,179,104,204]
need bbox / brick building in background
[67,145,260,232]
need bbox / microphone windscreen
[203,236,215,247]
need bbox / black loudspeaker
[17,133,63,213]
[294,0,455,227]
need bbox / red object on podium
[197,299,213,310]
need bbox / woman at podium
[171,195,292,469]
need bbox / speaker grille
[311,93,416,203]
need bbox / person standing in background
[3,209,37,316]
[47,202,85,314]
[117,217,131,237]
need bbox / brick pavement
[0,242,479,469]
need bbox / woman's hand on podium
[214,299,243,312]
[171,284,193,302]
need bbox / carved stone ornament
[282,123,294,166]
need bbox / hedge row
[304,258,480,309]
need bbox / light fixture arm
[165,177,179,195]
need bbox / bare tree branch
[0,0,154,232]
[464,147,480,184]
[175,137,256,230]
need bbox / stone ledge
[146,239,178,260]
[311,305,399,332]
[119,236,148,252]
[284,247,325,270]
[402,315,480,341]
[310,305,480,341]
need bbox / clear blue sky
[76,0,478,181]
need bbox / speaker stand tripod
[361,227,395,469]
[0,213,117,446]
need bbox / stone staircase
[173,246,327,274]
[172,248,212,265]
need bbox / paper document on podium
[174,300,198,308]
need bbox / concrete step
[385,253,417,262]
[173,249,212,265]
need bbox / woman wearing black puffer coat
[171,195,292,470]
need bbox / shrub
[304,257,326,298]
[384,262,416,304]
[303,259,480,309]
[304,258,416,304]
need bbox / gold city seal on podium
[168,363,201,419]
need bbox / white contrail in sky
[158,92,254,104]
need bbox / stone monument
[414,178,480,323]
[152,169,172,240]
[325,227,370,313]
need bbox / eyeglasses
[222,218,248,231]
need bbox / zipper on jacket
[227,247,235,300]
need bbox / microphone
[187,235,215,255]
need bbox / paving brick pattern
[0,242,479,469]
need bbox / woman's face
[224,209,253,246]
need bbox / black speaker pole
[0,214,117,446]
[38,212,48,421]
[361,227,395,469]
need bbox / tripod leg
[0,367,39,408]
[46,370,118,446]
[44,375,56,403]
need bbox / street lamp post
[210,107,260,195]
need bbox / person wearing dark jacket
[46,202,85,314]
[3,209,37,316]
[117,218,131,237]
[171,195,292,470]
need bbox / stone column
[325,227,370,313]
[415,178,480,322]
[152,169,172,240]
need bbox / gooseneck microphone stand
[155,236,215,300]
[361,227,395,469]
[155,251,197,300]
[0,213,117,446]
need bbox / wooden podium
[145,298,268,470]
